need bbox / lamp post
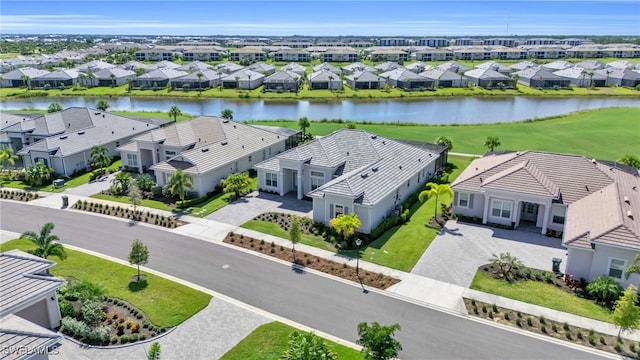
[355,238,362,278]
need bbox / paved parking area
[206,191,313,226]
[411,220,567,288]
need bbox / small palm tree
[434,136,453,151]
[222,172,252,200]
[484,136,501,152]
[167,169,194,201]
[196,71,203,93]
[625,253,640,279]
[89,145,111,170]
[329,213,361,247]
[419,182,454,219]
[25,162,52,187]
[20,75,31,89]
[21,223,67,264]
[112,172,132,194]
[0,147,20,175]
[168,105,182,122]
[110,74,116,87]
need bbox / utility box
[61,195,69,208]
[53,179,65,188]
[552,258,562,273]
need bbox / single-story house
[345,71,385,90]
[374,61,403,73]
[606,60,635,69]
[0,250,65,329]
[475,61,513,76]
[254,129,440,234]
[94,67,136,87]
[279,62,307,75]
[247,62,276,76]
[436,61,470,74]
[153,60,181,70]
[514,67,571,89]
[0,314,62,360]
[341,62,375,75]
[541,60,575,71]
[553,67,607,87]
[13,107,159,176]
[405,61,432,73]
[221,69,265,90]
[75,60,116,73]
[464,68,515,89]
[508,61,538,71]
[420,67,468,88]
[176,61,212,73]
[379,68,434,90]
[133,68,189,89]
[122,61,153,73]
[312,63,341,75]
[307,70,343,90]
[212,62,246,74]
[30,69,80,88]
[0,68,50,88]
[575,60,605,70]
[172,69,221,90]
[120,116,287,195]
[598,68,640,87]
[263,70,302,92]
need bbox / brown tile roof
[482,159,560,197]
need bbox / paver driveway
[206,191,313,226]
[411,220,567,287]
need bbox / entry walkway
[5,192,640,343]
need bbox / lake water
[1,96,639,124]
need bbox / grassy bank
[220,322,362,360]
[252,107,639,160]
[0,238,211,328]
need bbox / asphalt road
[0,201,607,359]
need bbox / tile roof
[346,71,382,82]
[464,68,511,81]
[33,69,79,80]
[128,115,225,149]
[0,68,50,80]
[0,250,65,317]
[0,314,61,360]
[150,117,283,175]
[481,159,560,197]
[135,68,188,81]
[514,67,568,81]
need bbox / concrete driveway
[411,220,567,288]
[62,173,116,197]
[206,191,313,226]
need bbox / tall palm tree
[581,69,588,87]
[90,145,110,170]
[0,147,20,174]
[434,136,453,151]
[168,105,182,122]
[110,74,116,87]
[298,117,310,139]
[86,69,95,88]
[625,254,640,279]
[196,71,203,93]
[419,182,454,219]
[20,75,31,89]
[167,169,194,201]
[21,222,67,263]
[484,136,501,152]
[329,213,361,248]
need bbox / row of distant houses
[3,57,639,92]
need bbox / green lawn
[220,322,362,360]
[90,193,174,212]
[242,220,336,252]
[0,238,211,328]
[252,107,640,160]
[470,272,614,323]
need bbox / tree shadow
[128,279,148,292]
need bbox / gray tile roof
[312,63,341,75]
[464,68,511,81]
[135,68,188,81]
[346,71,382,82]
[264,70,302,83]
[508,61,538,71]
[341,62,375,73]
[94,67,136,79]
[0,68,50,80]
[247,62,276,74]
[0,314,61,360]
[280,63,307,75]
[514,67,568,81]
[553,67,607,80]
[33,69,79,80]
[420,67,461,81]
[0,250,65,317]
[127,115,225,149]
[475,61,512,73]
[308,70,341,82]
[176,61,212,72]
[175,69,221,81]
[222,69,265,82]
[541,61,575,71]
[379,68,428,81]
[0,113,26,130]
[436,61,470,73]
[151,117,283,175]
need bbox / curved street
[0,200,608,359]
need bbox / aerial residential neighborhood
[1,1,639,359]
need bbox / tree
[96,100,110,111]
[419,182,453,219]
[329,213,361,247]
[20,74,31,89]
[147,342,161,360]
[128,183,142,216]
[196,71,203,93]
[434,136,453,151]
[356,322,402,360]
[168,105,182,123]
[618,155,640,169]
[281,331,337,360]
[89,145,110,170]
[484,136,501,152]
[0,147,20,174]
[112,171,131,194]
[110,74,116,87]
[586,276,624,306]
[298,117,310,139]
[135,173,156,192]
[221,108,233,120]
[25,162,52,186]
[612,284,640,337]
[48,103,63,113]
[289,215,301,262]
[21,223,67,263]
[128,239,149,282]
[489,252,523,280]
[167,169,194,201]
[625,253,640,279]
[222,171,252,200]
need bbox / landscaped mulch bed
[464,298,639,358]
[224,232,400,290]
[72,200,187,228]
[479,263,577,293]
[0,189,39,201]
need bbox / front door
[521,202,538,222]
[292,171,298,192]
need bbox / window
[334,204,344,216]
[552,206,566,224]
[525,203,536,214]
[491,199,512,219]
[165,150,176,160]
[458,193,469,207]
[265,173,278,187]
[127,154,138,167]
[262,150,266,160]
[609,259,625,279]
[311,171,324,190]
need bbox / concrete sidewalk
[10,191,640,342]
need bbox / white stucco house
[451,151,640,287]
[254,129,440,234]
[119,116,288,196]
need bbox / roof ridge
[522,160,560,196]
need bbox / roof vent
[147,123,149,127]
[382,141,386,145]
[221,141,228,145]
[112,131,114,134]
[372,166,379,172]
[201,148,209,152]
[233,125,236,128]
[628,210,634,220]
[78,131,85,135]
[585,185,590,191]
[59,135,68,140]
[68,123,71,127]
[625,196,630,204]
[591,159,596,164]
[222,119,229,123]
[371,135,377,139]
[102,114,105,118]
[361,173,368,179]
[132,127,135,130]
[399,165,402,170]
[346,151,350,156]
[418,158,421,162]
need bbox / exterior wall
[312,197,326,224]
[354,204,372,233]
[452,191,485,218]
[546,204,566,232]
[13,290,61,329]
[565,247,594,281]
[589,245,640,288]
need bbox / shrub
[600,336,606,345]
[131,323,140,333]
[130,334,139,342]
[563,322,570,331]
[110,336,118,344]
[120,335,129,344]
[586,276,624,305]
[504,312,510,321]
[566,332,573,341]
[516,318,522,327]
[541,326,547,333]
[492,304,498,313]
[552,324,558,332]
[539,315,546,324]
[473,305,479,314]
[82,300,103,326]
[576,331,583,340]
[488,310,493,319]
[59,299,77,318]
[630,343,636,352]
[588,334,596,346]
[526,317,533,326]
[482,305,487,313]
[614,343,622,352]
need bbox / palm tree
[167,169,194,201]
[112,171,132,194]
[86,69,95,88]
[89,145,110,170]
[168,105,182,123]
[484,136,501,152]
[222,172,252,200]
[221,109,233,120]
[48,103,63,113]
[20,75,31,89]
[0,147,20,174]
[329,213,361,248]
[110,74,116,87]
[96,100,110,112]
[581,69,588,87]
[587,70,595,87]
[419,182,454,219]
[21,223,67,264]
[618,155,640,169]
[234,76,240,90]
[126,77,134,92]
[25,162,52,186]
[625,254,640,279]
[196,71,203,93]
[298,117,310,139]
[328,75,334,90]
[434,136,453,151]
